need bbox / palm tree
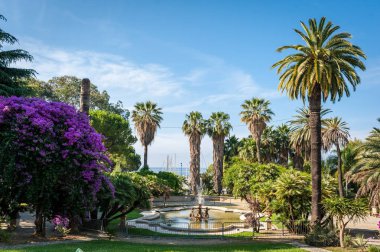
[206,112,232,194]
[289,107,330,169]
[224,135,241,163]
[276,124,291,166]
[238,138,257,162]
[240,98,274,163]
[347,119,380,206]
[182,111,206,194]
[273,17,366,224]
[0,15,36,96]
[322,117,350,198]
[131,101,163,168]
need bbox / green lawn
[2,240,305,252]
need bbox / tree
[322,117,350,197]
[289,107,330,170]
[224,160,284,231]
[0,15,36,96]
[273,17,366,224]
[182,111,206,194]
[26,76,127,116]
[131,101,163,168]
[261,125,290,165]
[224,135,241,164]
[348,119,380,206]
[206,112,232,194]
[323,197,367,248]
[240,98,274,163]
[90,110,141,171]
[0,97,113,236]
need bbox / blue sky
[1,0,379,168]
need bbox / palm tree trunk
[255,136,261,163]
[143,144,148,168]
[336,144,344,198]
[309,84,322,225]
[80,78,90,114]
[189,134,201,194]
[213,136,224,195]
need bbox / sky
[1,0,379,168]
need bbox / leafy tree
[0,97,113,236]
[223,160,284,227]
[131,101,163,168]
[0,15,36,96]
[156,171,185,195]
[223,135,241,164]
[206,112,232,194]
[182,111,206,194]
[323,197,367,248]
[26,76,127,116]
[90,110,141,171]
[240,98,274,163]
[348,119,380,206]
[322,117,350,197]
[273,17,366,225]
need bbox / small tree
[323,197,367,248]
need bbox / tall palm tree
[0,15,36,96]
[131,101,163,168]
[206,112,232,194]
[289,107,330,169]
[240,98,274,163]
[273,17,366,224]
[182,111,206,194]
[323,117,350,198]
[347,119,380,206]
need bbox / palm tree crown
[272,17,366,102]
[289,107,331,157]
[348,119,380,205]
[206,112,232,138]
[182,111,206,138]
[323,117,350,151]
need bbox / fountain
[189,181,209,221]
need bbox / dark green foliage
[98,172,150,226]
[304,225,339,247]
[0,229,10,242]
[0,15,36,96]
[200,165,214,195]
[90,110,141,171]
[156,171,185,195]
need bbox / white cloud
[18,40,184,99]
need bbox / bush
[304,225,339,247]
[0,229,10,242]
[368,245,380,252]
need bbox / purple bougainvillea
[0,96,114,220]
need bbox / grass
[2,240,305,252]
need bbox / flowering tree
[0,97,114,236]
